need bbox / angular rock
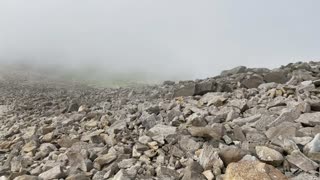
[295,112,320,126]
[224,160,287,180]
[255,146,284,166]
[188,125,224,140]
[286,150,318,172]
[219,147,247,166]
[182,161,206,180]
[39,165,65,180]
[199,144,224,170]
[173,83,196,97]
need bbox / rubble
[0,61,320,179]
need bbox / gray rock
[286,150,318,172]
[93,153,117,170]
[173,83,196,97]
[241,75,264,89]
[39,165,65,180]
[182,161,206,180]
[13,175,39,180]
[255,146,284,166]
[221,66,247,76]
[156,167,179,180]
[199,144,224,170]
[264,71,289,83]
[219,147,247,166]
[295,112,320,126]
[113,169,132,180]
[148,124,177,144]
[188,125,224,140]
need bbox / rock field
[1,61,320,180]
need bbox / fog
[0,1,319,83]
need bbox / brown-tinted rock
[224,160,288,180]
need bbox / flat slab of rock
[295,112,320,126]
[286,150,318,172]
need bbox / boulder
[224,160,287,180]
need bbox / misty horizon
[1,1,319,82]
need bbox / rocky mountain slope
[0,61,320,180]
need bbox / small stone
[202,170,214,180]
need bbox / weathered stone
[264,71,289,84]
[182,161,206,180]
[156,167,179,180]
[186,113,207,127]
[173,83,196,97]
[286,150,318,172]
[93,153,117,170]
[13,175,39,180]
[113,169,131,180]
[241,75,264,89]
[295,112,320,126]
[219,147,247,166]
[148,124,177,144]
[39,165,65,180]
[188,126,223,140]
[65,173,90,180]
[255,146,284,166]
[224,160,287,180]
[118,159,137,169]
[221,66,247,76]
[199,144,223,170]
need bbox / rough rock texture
[0,61,320,179]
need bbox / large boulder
[224,160,287,180]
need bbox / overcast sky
[0,1,319,80]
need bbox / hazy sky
[0,1,319,80]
